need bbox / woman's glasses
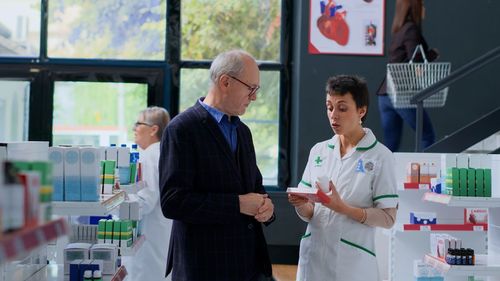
[133,121,153,129]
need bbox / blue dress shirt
[199,99,240,152]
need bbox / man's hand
[239,193,268,216]
[255,197,274,222]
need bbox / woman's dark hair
[392,0,423,34]
[325,75,370,122]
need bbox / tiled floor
[272,264,297,281]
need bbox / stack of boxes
[442,154,492,197]
[49,144,140,202]
[404,161,438,189]
[97,219,134,248]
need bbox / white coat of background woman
[124,106,172,281]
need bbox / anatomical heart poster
[309,0,385,55]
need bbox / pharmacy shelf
[402,224,488,231]
[423,192,500,208]
[120,235,145,256]
[52,191,126,216]
[32,264,127,281]
[424,254,500,276]
[403,182,431,189]
[119,181,145,194]
[118,181,145,195]
[0,218,69,266]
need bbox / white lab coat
[296,128,398,281]
[124,142,172,281]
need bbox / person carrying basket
[376,0,440,152]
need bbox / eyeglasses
[228,75,260,97]
[133,121,153,129]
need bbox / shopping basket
[386,44,451,108]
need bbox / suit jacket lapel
[194,102,242,179]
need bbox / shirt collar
[355,128,378,151]
[329,128,378,152]
[198,98,241,125]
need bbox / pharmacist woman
[124,106,172,281]
[288,75,399,281]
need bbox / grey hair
[139,106,170,139]
[209,50,256,87]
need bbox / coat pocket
[337,237,379,281]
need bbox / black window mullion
[29,70,53,143]
[40,0,48,62]
[166,0,181,117]
[276,0,293,189]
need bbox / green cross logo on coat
[314,156,323,166]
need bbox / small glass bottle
[451,249,457,265]
[459,248,466,265]
[83,270,93,281]
[446,248,454,264]
[467,248,474,265]
[93,270,103,281]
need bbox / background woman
[125,106,172,281]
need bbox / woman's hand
[288,194,309,208]
[321,181,347,213]
[288,194,314,219]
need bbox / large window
[0,0,40,57]
[181,0,281,61]
[47,0,166,60]
[0,0,290,188]
[180,0,283,185]
[52,81,147,146]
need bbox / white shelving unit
[389,153,499,281]
[0,218,70,281]
[52,191,126,216]
[423,190,500,280]
[423,192,500,208]
[27,264,128,281]
[118,181,145,195]
[424,254,500,277]
[0,219,69,266]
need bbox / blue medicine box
[410,212,437,225]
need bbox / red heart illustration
[317,2,350,46]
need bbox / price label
[420,225,431,231]
[473,225,484,231]
[419,183,430,189]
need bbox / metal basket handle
[409,44,428,64]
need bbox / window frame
[0,0,292,189]
[168,0,292,189]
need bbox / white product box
[49,146,66,201]
[64,147,81,201]
[80,147,104,202]
[0,141,49,161]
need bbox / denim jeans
[378,95,435,151]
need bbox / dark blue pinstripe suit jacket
[159,100,273,281]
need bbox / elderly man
[159,49,275,281]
